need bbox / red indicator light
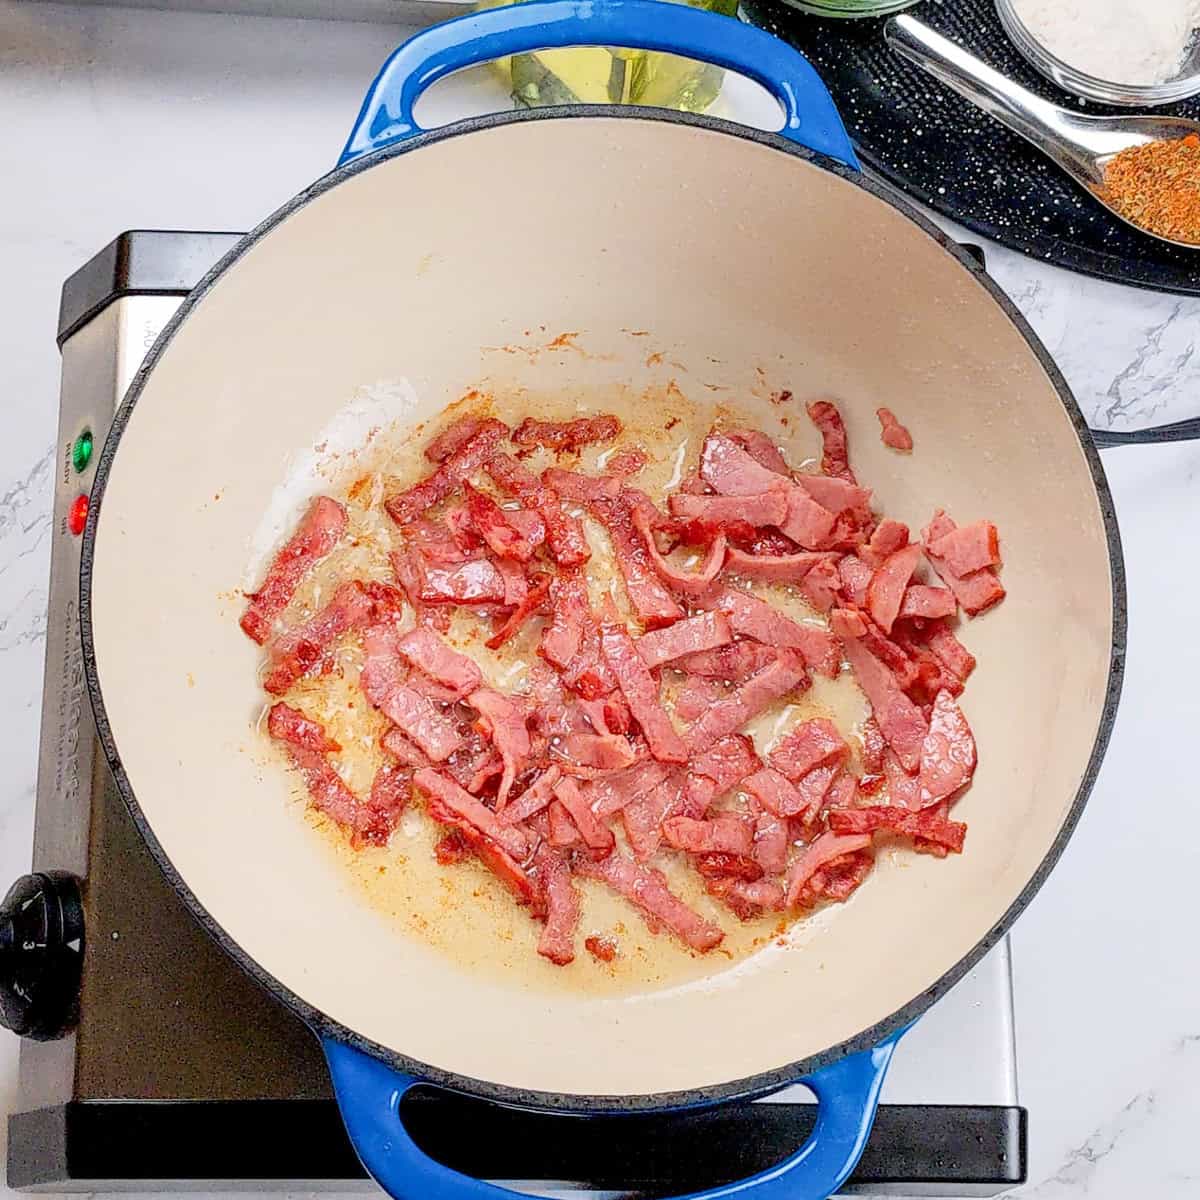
[68,493,89,536]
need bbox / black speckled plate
[741,0,1200,294]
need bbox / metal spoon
[884,15,1200,249]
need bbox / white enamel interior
[89,116,1114,1101]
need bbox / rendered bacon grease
[242,401,1003,966]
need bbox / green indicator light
[72,430,93,473]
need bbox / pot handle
[338,0,859,171]
[324,1030,900,1200]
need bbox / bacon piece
[462,482,539,563]
[281,744,362,831]
[825,771,858,811]
[416,556,509,606]
[883,749,921,809]
[553,777,615,854]
[414,768,530,860]
[695,853,763,882]
[589,761,671,818]
[467,688,531,812]
[769,718,849,781]
[562,620,617,700]
[542,467,622,503]
[877,408,913,452]
[585,934,618,962]
[898,585,957,621]
[424,797,537,905]
[805,399,855,484]
[711,877,785,920]
[723,547,838,585]
[513,414,622,453]
[634,507,727,596]
[577,852,724,952]
[396,628,482,699]
[685,651,809,755]
[547,800,582,848]
[663,814,754,856]
[267,702,341,753]
[743,766,806,818]
[799,557,841,613]
[861,519,910,568]
[435,831,469,865]
[588,496,684,626]
[673,675,726,724]
[608,449,648,477]
[359,764,411,845]
[424,413,491,463]
[700,432,786,497]
[925,623,977,683]
[381,727,433,769]
[839,555,873,606]
[753,812,790,875]
[699,586,840,677]
[792,763,840,824]
[677,641,779,682]
[793,474,873,521]
[832,609,927,772]
[499,766,562,825]
[725,427,791,475]
[637,611,732,669]
[538,571,588,669]
[668,491,789,528]
[555,732,638,772]
[600,623,688,763]
[535,845,579,965]
[918,690,977,806]
[829,805,967,853]
[692,733,761,793]
[487,453,591,567]
[778,486,837,550]
[620,775,681,859]
[928,520,1000,576]
[922,511,1006,617]
[484,574,551,651]
[240,496,347,643]
[866,544,924,635]
[360,625,463,762]
[859,718,887,775]
[385,419,506,526]
[785,832,873,907]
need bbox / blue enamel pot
[78,3,1124,1199]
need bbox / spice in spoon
[1101,132,1200,244]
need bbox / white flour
[1012,0,1200,85]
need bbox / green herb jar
[476,0,739,112]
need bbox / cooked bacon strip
[700,433,786,497]
[699,586,840,677]
[899,585,957,621]
[838,555,873,607]
[240,496,347,643]
[743,766,807,818]
[539,571,589,669]
[486,574,552,651]
[577,852,724,952]
[866,543,924,635]
[877,408,913,452]
[673,676,726,724]
[923,511,1005,617]
[608,449,648,477]
[585,934,618,962]
[360,764,411,845]
[825,770,858,811]
[499,766,562,825]
[633,507,727,596]
[779,487,837,550]
[668,491,788,528]
[588,761,671,818]
[588,496,684,626]
[463,482,540,563]
[425,413,492,463]
[928,520,1000,577]
[637,611,732,669]
[793,474,872,521]
[562,620,617,700]
[800,557,842,613]
[677,641,779,682]
[685,651,809,755]
[692,734,761,792]
[859,717,887,775]
[415,556,509,606]
[487,453,591,567]
[725,427,791,475]
[281,744,362,832]
[663,814,754,856]
[805,399,855,484]
[723,547,838,585]
[753,813,790,875]
[542,466,622,503]
[695,853,763,882]
[769,718,849,781]
[600,623,688,763]
[861,519,910,568]
[397,628,482,699]
[832,609,927,772]
[925,623,976,683]
[785,832,873,907]
[711,877,785,921]
[386,418,505,527]
[535,845,580,965]
[829,805,967,853]
[467,688,531,812]
[621,775,681,859]
[553,777,615,854]
[360,625,462,762]
[793,763,841,823]
[918,689,976,806]
[381,727,433,770]
[555,732,638,772]
[423,795,537,905]
[267,702,341,753]
[513,414,622,453]
[414,768,529,860]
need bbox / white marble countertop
[1,3,1198,1198]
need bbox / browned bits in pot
[1101,134,1200,245]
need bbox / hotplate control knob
[0,872,84,1040]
